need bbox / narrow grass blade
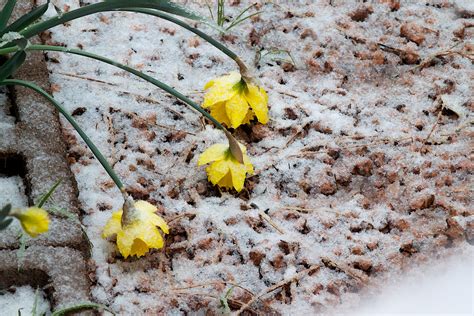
[0,217,13,230]
[0,0,17,30]
[0,203,12,219]
[36,179,62,208]
[0,50,25,80]
[1,1,49,36]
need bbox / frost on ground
[0,285,51,316]
[36,0,473,314]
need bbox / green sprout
[207,0,261,32]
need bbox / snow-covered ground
[20,0,474,314]
[0,285,51,316]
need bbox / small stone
[400,22,425,45]
[409,194,435,210]
[349,5,373,22]
[367,241,378,251]
[319,180,337,195]
[249,250,265,266]
[351,246,363,255]
[352,159,373,176]
[393,219,410,231]
[353,258,373,272]
[465,220,474,245]
[444,218,464,241]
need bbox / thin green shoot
[209,1,261,33]
[36,179,62,208]
[31,288,39,316]
[256,48,296,67]
[16,229,27,270]
[219,286,234,314]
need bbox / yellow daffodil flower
[13,207,49,238]
[198,143,253,192]
[102,200,169,258]
[202,72,269,129]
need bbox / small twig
[56,72,118,86]
[321,256,368,284]
[173,281,255,297]
[166,212,197,224]
[258,210,285,234]
[234,265,320,315]
[424,105,444,144]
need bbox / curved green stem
[0,79,125,191]
[0,44,227,131]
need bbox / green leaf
[1,1,48,36]
[0,50,26,81]
[0,203,12,220]
[36,179,62,208]
[0,217,13,230]
[0,0,17,31]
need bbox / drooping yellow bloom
[202,72,269,129]
[102,200,169,258]
[14,207,49,238]
[198,143,254,192]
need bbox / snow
[0,285,51,316]
[15,0,474,314]
[0,176,28,208]
[346,248,474,315]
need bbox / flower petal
[198,143,229,166]
[209,102,231,127]
[229,160,247,192]
[17,207,49,238]
[206,159,230,185]
[202,72,241,108]
[102,210,123,238]
[217,172,234,189]
[134,200,157,214]
[245,84,269,124]
[226,93,250,128]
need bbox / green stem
[0,44,227,130]
[0,79,125,191]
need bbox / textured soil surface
[36,0,473,314]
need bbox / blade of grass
[0,0,16,30]
[0,1,49,36]
[226,11,261,31]
[36,179,62,208]
[0,50,26,80]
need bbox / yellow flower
[198,143,254,192]
[202,72,269,129]
[14,207,49,238]
[102,200,169,258]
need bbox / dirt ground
[37,0,473,314]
